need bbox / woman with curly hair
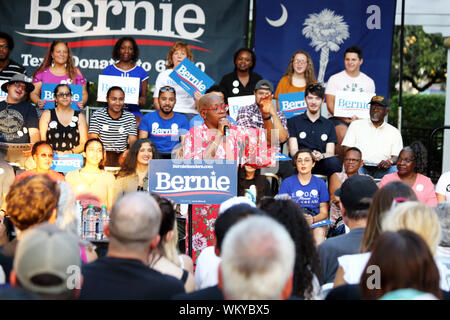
[379,142,437,206]
[259,197,323,299]
[115,138,159,197]
[102,37,148,125]
[31,41,88,109]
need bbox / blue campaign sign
[51,153,84,173]
[278,91,307,119]
[41,83,83,111]
[254,0,396,99]
[169,58,214,97]
[149,160,237,204]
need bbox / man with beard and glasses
[138,86,189,159]
[0,32,26,81]
[342,95,403,179]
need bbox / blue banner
[278,91,307,119]
[51,153,84,173]
[254,0,396,99]
[169,58,215,97]
[41,83,83,111]
[149,160,237,204]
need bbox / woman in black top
[237,164,273,205]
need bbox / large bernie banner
[253,0,396,99]
[0,0,249,85]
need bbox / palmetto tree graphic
[302,9,349,83]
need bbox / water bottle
[86,205,95,240]
[98,205,108,240]
[76,200,83,238]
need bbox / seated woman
[148,195,195,292]
[379,142,438,206]
[278,148,329,245]
[237,164,273,205]
[65,138,115,211]
[115,138,158,197]
[16,141,65,182]
[39,84,88,154]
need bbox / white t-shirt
[436,171,450,201]
[194,246,221,290]
[338,252,450,291]
[154,69,197,115]
[342,119,403,164]
[325,70,376,96]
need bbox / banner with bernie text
[253,0,396,99]
[0,0,249,85]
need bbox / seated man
[88,86,137,166]
[138,86,189,159]
[79,192,185,299]
[288,83,341,178]
[342,95,403,179]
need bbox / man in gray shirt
[318,175,378,284]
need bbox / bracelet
[312,217,315,223]
[263,115,272,121]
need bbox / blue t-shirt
[139,111,189,154]
[189,115,236,129]
[278,174,329,215]
[102,64,149,116]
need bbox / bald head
[108,192,162,246]
[198,93,222,111]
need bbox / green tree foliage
[390,25,447,95]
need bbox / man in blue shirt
[139,86,189,159]
[287,83,341,178]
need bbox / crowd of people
[0,30,449,300]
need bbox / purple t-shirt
[33,68,86,85]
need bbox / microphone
[223,125,229,136]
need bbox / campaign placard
[149,160,237,204]
[50,153,83,173]
[97,75,140,105]
[0,80,7,101]
[334,91,375,119]
[169,58,214,97]
[228,95,255,120]
[41,83,83,111]
[278,91,307,119]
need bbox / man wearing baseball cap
[318,175,378,284]
[342,95,403,179]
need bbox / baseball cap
[13,223,81,295]
[254,79,274,93]
[335,175,378,211]
[369,95,388,107]
[1,74,35,93]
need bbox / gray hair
[435,202,450,247]
[108,192,162,252]
[220,215,295,300]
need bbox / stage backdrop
[0,0,249,85]
[253,0,396,99]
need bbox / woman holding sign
[153,41,197,122]
[102,37,149,126]
[30,41,88,109]
[39,84,88,154]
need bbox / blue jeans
[359,165,397,180]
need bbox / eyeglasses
[39,153,54,159]
[203,104,229,113]
[12,82,26,90]
[293,59,308,65]
[344,158,361,163]
[397,157,415,164]
[159,86,175,94]
[56,92,72,98]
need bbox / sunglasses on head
[160,86,175,94]
[307,83,324,91]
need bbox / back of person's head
[360,181,417,253]
[345,46,363,59]
[215,204,265,253]
[359,230,441,300]
[12,223,81,299]
[108,192,162,254]
[435,202,450,248]
[259,197,321,299]
[6,175,60,232]
[205,85,228,104]
[382,201,441,256]
[219,215,295,300]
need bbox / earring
[65,62,67,68]
[51,60,55,68]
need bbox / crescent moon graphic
[266,4,288,27]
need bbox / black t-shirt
[0,101,38,143]
[219,70,263,98]
[79,256,185,300]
